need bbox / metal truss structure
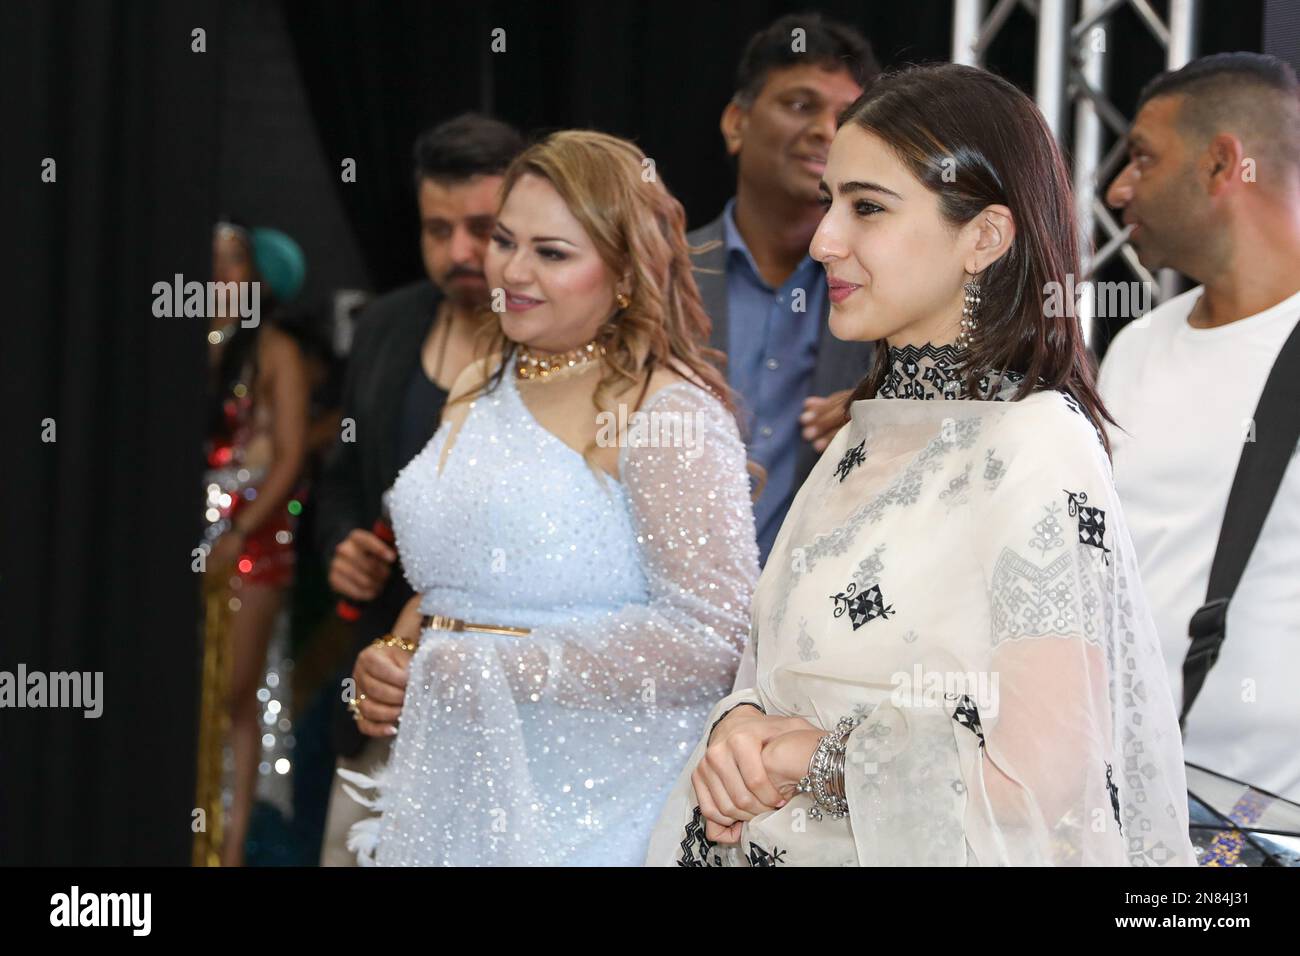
[952,0,1198,344]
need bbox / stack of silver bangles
[797,715,859,821]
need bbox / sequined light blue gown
[342,360,759,865]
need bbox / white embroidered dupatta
[647,391,1194,867]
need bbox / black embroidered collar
[877,343,1023,401]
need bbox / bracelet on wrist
[372,633,418,653]
[796,715,858,821]
[707,700,766,744]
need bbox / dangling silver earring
[957,278,981,351]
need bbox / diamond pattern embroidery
[746,842,788,866]
[950,694,986,748]
[830,582,894,630]
[1065,490,1111,562]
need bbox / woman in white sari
[647,64,1195,866]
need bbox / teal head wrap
[250,227,306,304]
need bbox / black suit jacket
[315,279,444,758]
[688,213,875,489]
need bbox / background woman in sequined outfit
[206,223,311,866]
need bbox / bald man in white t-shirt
[1098,53,1300,802]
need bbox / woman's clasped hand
[693,704,826,843]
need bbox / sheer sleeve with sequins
[488,382,761,711]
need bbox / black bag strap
[1182,313,1300,729]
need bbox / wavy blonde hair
[471,129,739,430]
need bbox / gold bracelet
[372,633,418,653]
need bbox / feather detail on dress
[338,764,392,866]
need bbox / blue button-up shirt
[722,197,827,565]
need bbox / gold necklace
[515,340,605,382]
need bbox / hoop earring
[957,278,981,351]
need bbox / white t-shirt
[1098,285,1300,802]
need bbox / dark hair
[1139,51,1298,110]
[411,113,525,189]
[1137,52,1300,176]
[208,218,259,436]
[841,63,1115,454]
[734,11,880,107]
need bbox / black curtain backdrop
[1,1,221,865]
[283,0,961,292]
[283,0,1261,297]
[0,0,1268,867]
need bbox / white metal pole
[1075,0,1106,346]
[1160,0,1198,301]
[1036,0,1070,139]
[952,0,985,65]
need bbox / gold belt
[420,613,531,637]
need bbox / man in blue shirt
[690,13,879,563]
